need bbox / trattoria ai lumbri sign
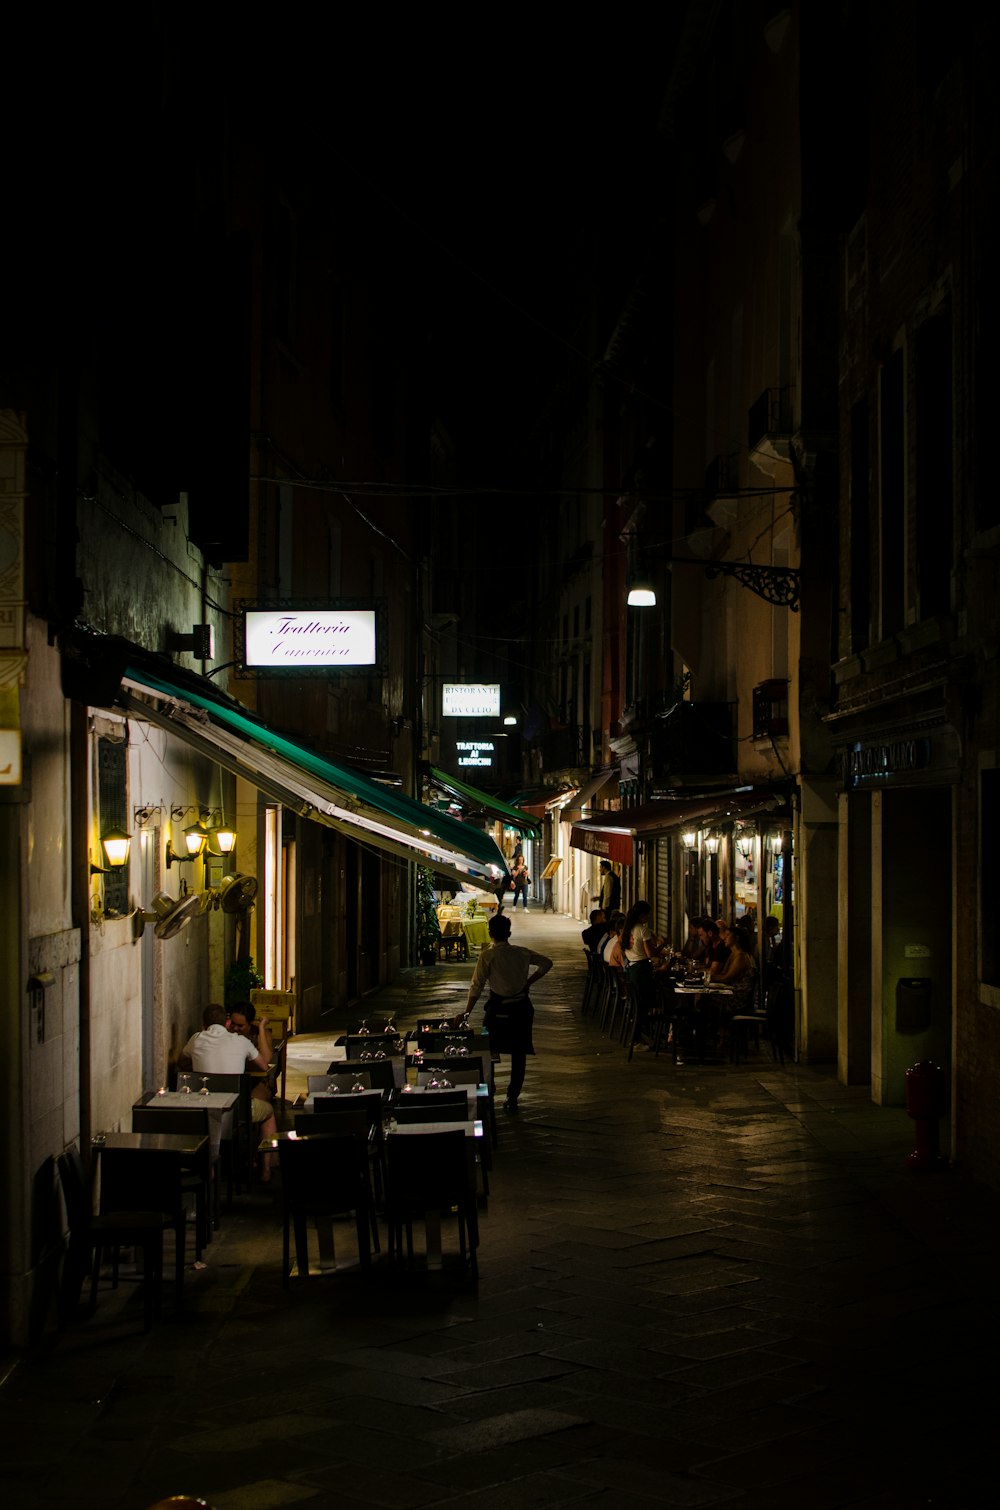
[243,609,377,668]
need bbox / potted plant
[416,866,440,965]
[224,955,264,1008]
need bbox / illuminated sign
[457,740,495,768]
[244,609,376,667]
[442,684,500,717]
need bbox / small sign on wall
[0,728,21,785]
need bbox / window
[914,307,953,619]
[850,397,872,651]
[98,734,128,917]
[878,348,905,638]
[982,769,999,987]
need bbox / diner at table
[179,1003,278,1181]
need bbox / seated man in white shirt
[179,1003,277,1182]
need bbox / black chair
[581,949,602,1016]
[330,1058,396,1094]
[308,1071,371,1095]
[395,1096,469,1123]
[345,1034,406,1061]
[89,1147,186,1329]
[55,1145,95,1323]
[385,1129,479,1275]
[130,1106,212,1257]
[278,1133,376,1283]
[421,1054,497,1147]
[308,1093,388,1204]
[293,1114,381,1250]
[194,1071,255,1198]
[416,1027,477,1054]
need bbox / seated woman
[601,911,626,969]
[713,923,759,1019]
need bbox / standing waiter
[463,914,553,1114]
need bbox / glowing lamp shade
[211,820,237,855]
[627,585,657,607]
[100,827,131,868]
[681,830,697,849]
[184,822,208,857]
[704,834,720,855]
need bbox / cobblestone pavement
[2,910,996,1510]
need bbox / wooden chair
[250,988,296,1107]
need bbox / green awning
[428,766,541,834]
[118,665,509,890]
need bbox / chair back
[421,1054,491,1088]
[277,1133,369,1214]
[394,1101,469,1125]
[416,1028,477,1054]
[131,1106,211,1138]
[406,1088,469,1108]
[386,1129,471,1207]
[312,1094,383,1135]
[331,1058,395,1092]
[294,1111,368,1139]
[97,1147,184,1218]
[417,1065,480,1086]
[308,1071,370,1094]
[344,1035,406,1060]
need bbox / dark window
[98,735,128,917]
[879,349,905,637]
[914,307,953,619]
[850,397,872,651]
[982,770,1000,986]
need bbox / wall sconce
[99,826,131,869]
[166,821,207,868]
[736,827,756,860]
[681,830,697,849]
[771,833,783,852]
[207,812,237,856]
[704,833,720,855]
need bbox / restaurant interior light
[503,715,517,726]
[100,826,131,869]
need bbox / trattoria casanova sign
[244,609,377,667]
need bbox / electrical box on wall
[896,977,932,1034]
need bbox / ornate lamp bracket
[702,561,801,611]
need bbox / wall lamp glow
[704,833,720,855]
[167,823,207,867]
[89,826,131,871]
[681,830,697,849]
[627,582,657,607]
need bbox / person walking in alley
[510,854,531,910]
[463,912,553,1113]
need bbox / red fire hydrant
[904,1059,947,1170]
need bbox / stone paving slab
[2,909,998,1509]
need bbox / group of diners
[582,902,763,1055]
